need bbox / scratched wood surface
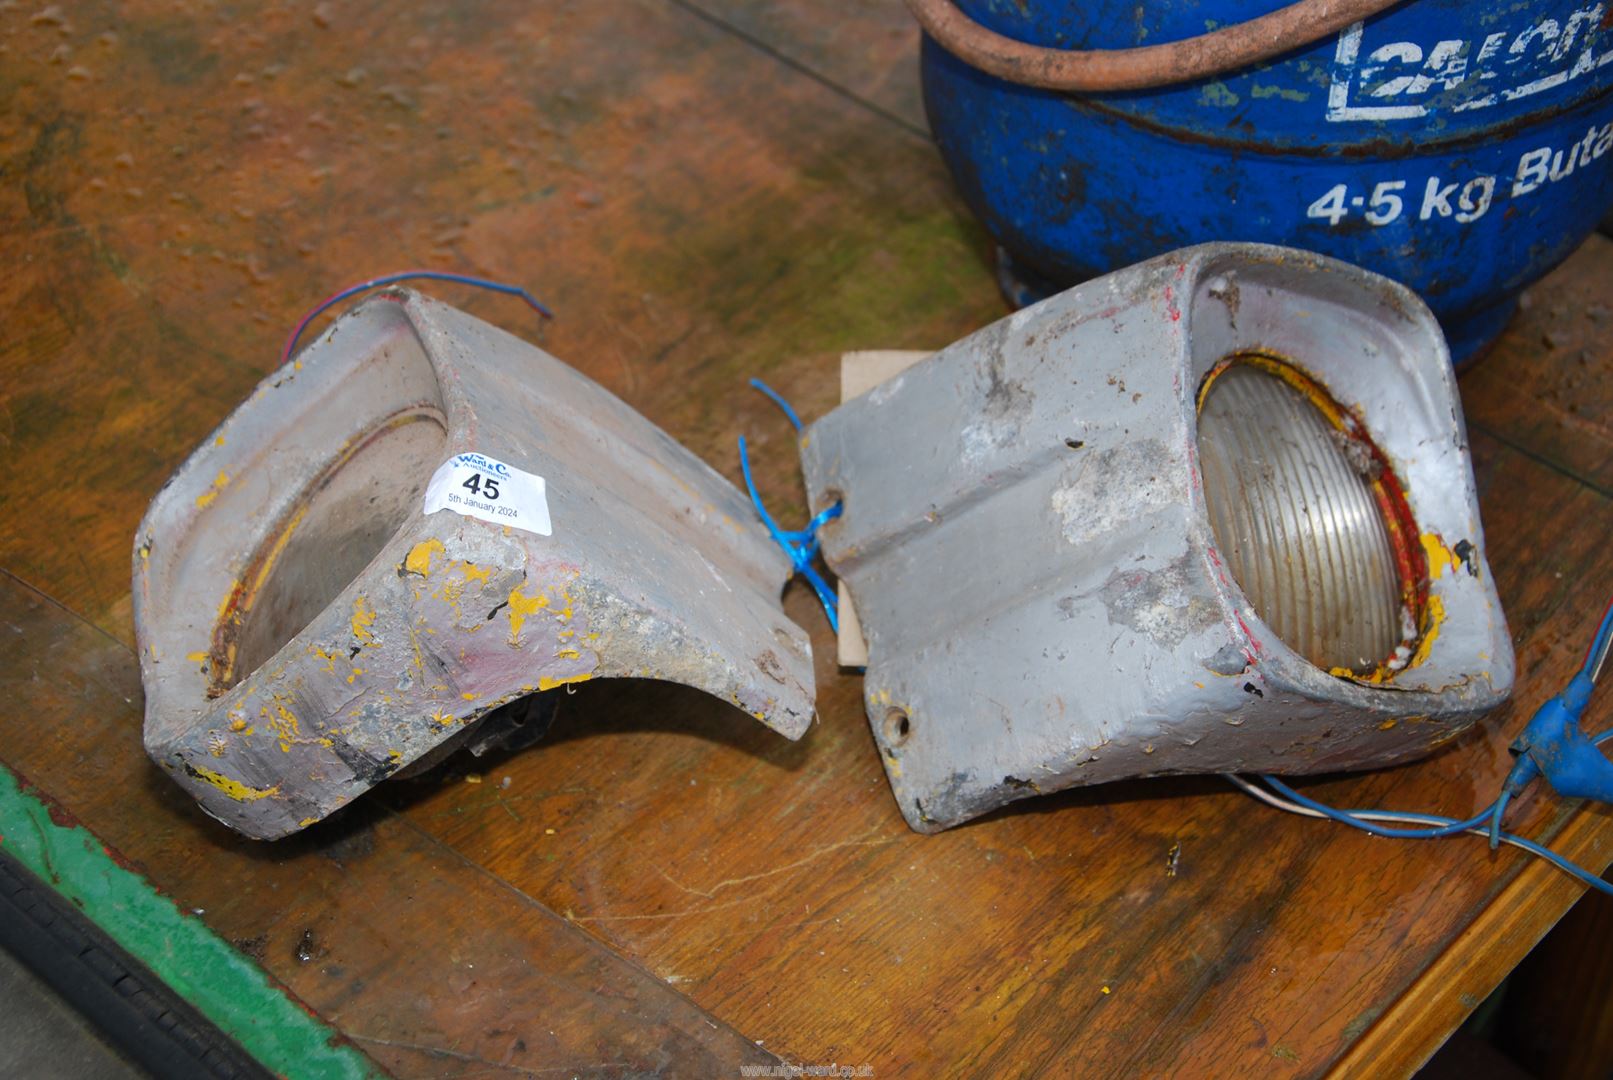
[1,0,1610,1076]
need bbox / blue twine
[738,379,843,632]
[748,377,805,433]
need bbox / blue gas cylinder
[920,0,1613,363]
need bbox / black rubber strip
[0,849,272,1080]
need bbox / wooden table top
[2,1,1610,1076]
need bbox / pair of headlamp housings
[135,244,1513,840]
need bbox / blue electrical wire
[1251,776,1613,897]
[1483,594,1613,849]
[737,379,844,632]
[1258,775,1495,839]
[281,270,553,366]
[1484,825,1613,898]
[1245,591,1613,899]
[1486,790,1511,851]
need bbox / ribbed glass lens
[1197,362,1402,674]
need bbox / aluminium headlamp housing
[800,243,1514,832]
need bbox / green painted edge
[0,763,384,1079]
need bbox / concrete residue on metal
[1099,556,1223,650]
[799,242,1514,833]
[1050,439,1176,548]
[135,288,814,840]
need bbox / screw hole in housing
[884,707,912,746]
[817,488,846,524]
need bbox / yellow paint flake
[1406,594,1445,670]
[216,585,238,623]
[465,774,483,784]
[1420,532,1462,579]
[433,575,470,608]
[347,666,364,684]
[460,562,492,584]
[268,703,300,752]
[186,650,209,664]
[1100,986,1111,995]
[350,595,377,646]
[1379,719,1398,731]
[214,434,226,447]
[505,586,550,644]
[405,538,445,577]
[308,645,337,673]
[461,691,480,701]
[556,648,581,661]
[537,672,593,692]
[194,470,231,508]
[188,763,277,803]
[299,817,320,828]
